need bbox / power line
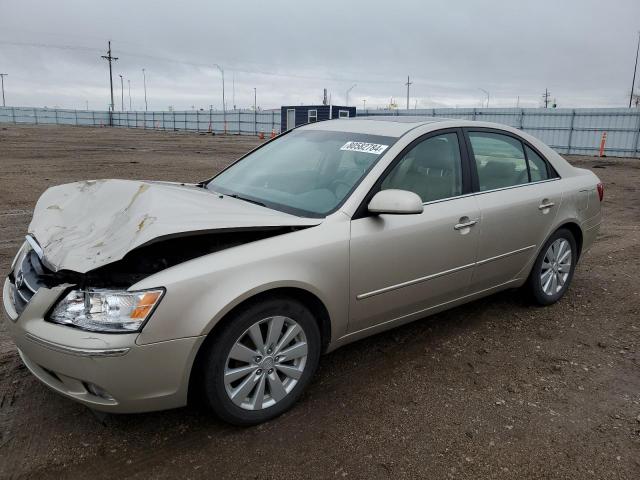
[0,39,408,86]
[100,41,118,113]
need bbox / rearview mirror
[367,189,424,215]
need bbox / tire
[526,228,577,306]
[201,296,321,426]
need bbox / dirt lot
[0,125,638,479]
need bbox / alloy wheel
[540,238,572,296]
[223,315,308,410]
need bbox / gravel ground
[0,125,638,479]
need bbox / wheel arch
[187,286,332,404]
[555,221,584,260]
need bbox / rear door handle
[454,219,478,230]
[538,202,555,210]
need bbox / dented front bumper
[2,278,203,413]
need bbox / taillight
[597,183,604,202]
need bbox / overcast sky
[1,0,639,111]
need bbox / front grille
[9,249,48,315]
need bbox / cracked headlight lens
[48,289,164,333]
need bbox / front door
[286,109,295,131]
[349,131,480,333]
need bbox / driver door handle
[454,219,478,230]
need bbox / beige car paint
[3,117,602,413]
[29,178,321,273]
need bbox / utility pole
[479,88,490,108]
[542,88,551,108]
[142,68,148,111]
[405,76,412,110]
[101,41,118,115]
[629,31,640,108]
[254,87,257,135]
[213,64,226,133]
[0,73,7,107]
[232,71,236,110]
[346,84,356,106]
[362,99,366,111]
[118,74,124,111]
[128,79,132,111]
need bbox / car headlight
[48,289,164,333]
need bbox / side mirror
[367,189,424,215]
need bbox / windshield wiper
[228,193,266,207]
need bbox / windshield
[207,130,397,217]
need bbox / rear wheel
[202,296,321,425]
[527,228,577,306]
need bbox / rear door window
[469,132,528,191]
[525,145,550,182]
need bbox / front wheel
[202,296,321,425]
[527,228,577,306]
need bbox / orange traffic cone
[599,132,608,157]
[270,129,276,139]
[259,131,265,139]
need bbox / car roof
[298,116,450,137]
[295,116,577,180]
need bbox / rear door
[464,129,563,291]
[348,130,480,333]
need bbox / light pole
[213,64,226,133]
[362,99,366,111]
[405,76,412,110]
[119,74,124,111]
[254,87,257,135]
[479,88,490,108]
[128,79,132,111]
[142,68,148,111]
[346,84,356,106]
[629,31,640,108]
[0,73,7,107]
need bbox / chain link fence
[2,106,639,157]
[0,107,281,136]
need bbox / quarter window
[381,133,463,203]
[525,145,550,182]
[469,132,528,191]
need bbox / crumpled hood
[28,179,321,273]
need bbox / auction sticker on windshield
[340,141,389,155]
